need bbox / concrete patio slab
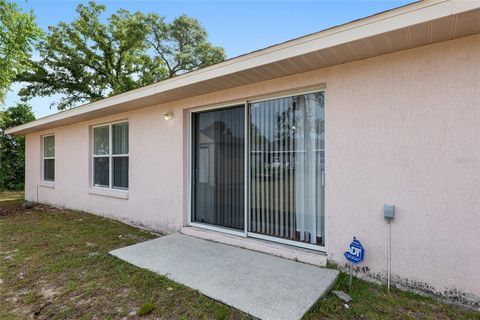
[110,233,339,320]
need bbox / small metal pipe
[349,263,353,288]
[387,220,391,290]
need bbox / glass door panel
[192,106,245,231]
[249,92,325,246]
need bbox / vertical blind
[192,106,245,230]
[249,92,325,246]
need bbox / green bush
[0,103,35,191]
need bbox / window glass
[92,122,128,189]
[94,126,109,155]
[113,157,128,189]
[112,123,128,155]
[192,106,245,230]
[44,136,55,157]
[94,157,109,187]
[249,92,325,246]
[44,159,55,181]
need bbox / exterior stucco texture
[25,34,480,305]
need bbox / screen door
[191,106,245,230]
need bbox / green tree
[0,0,42,102]
[17,2,156,110]
[0,103,35,191]
[144,14,225,78]
[17,1,226,110]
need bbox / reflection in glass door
[249,92,325,246]
[192,106,245,231]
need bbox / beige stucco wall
[25,34,480,305]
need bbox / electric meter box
[384,204,395,220]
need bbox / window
[189,91,326,250]
[191,106,245,230]
[92,122,128,190]
[43,135,55,181]
[249,92,325,246]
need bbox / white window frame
[42,134,55,182]
[91,121,129,191]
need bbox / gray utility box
[384,204,395,220]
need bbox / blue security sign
[344,237,365,264]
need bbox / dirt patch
[0,192,25,216]
[0,203,25,216]
[34,204,63,213]
[0,198,61,217]
[40,285,62,300]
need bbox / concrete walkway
[110,233,339,320]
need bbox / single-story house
[6,0,480,308]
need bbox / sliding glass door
[249,92,325,246]
[191,106,245,231]
[190,91,325,248]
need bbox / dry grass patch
[0,192,249,320]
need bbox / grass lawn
[1,192,478,320]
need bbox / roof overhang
[6,0,480,135]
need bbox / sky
[6,0,414,119]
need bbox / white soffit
[6,0,480,135]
